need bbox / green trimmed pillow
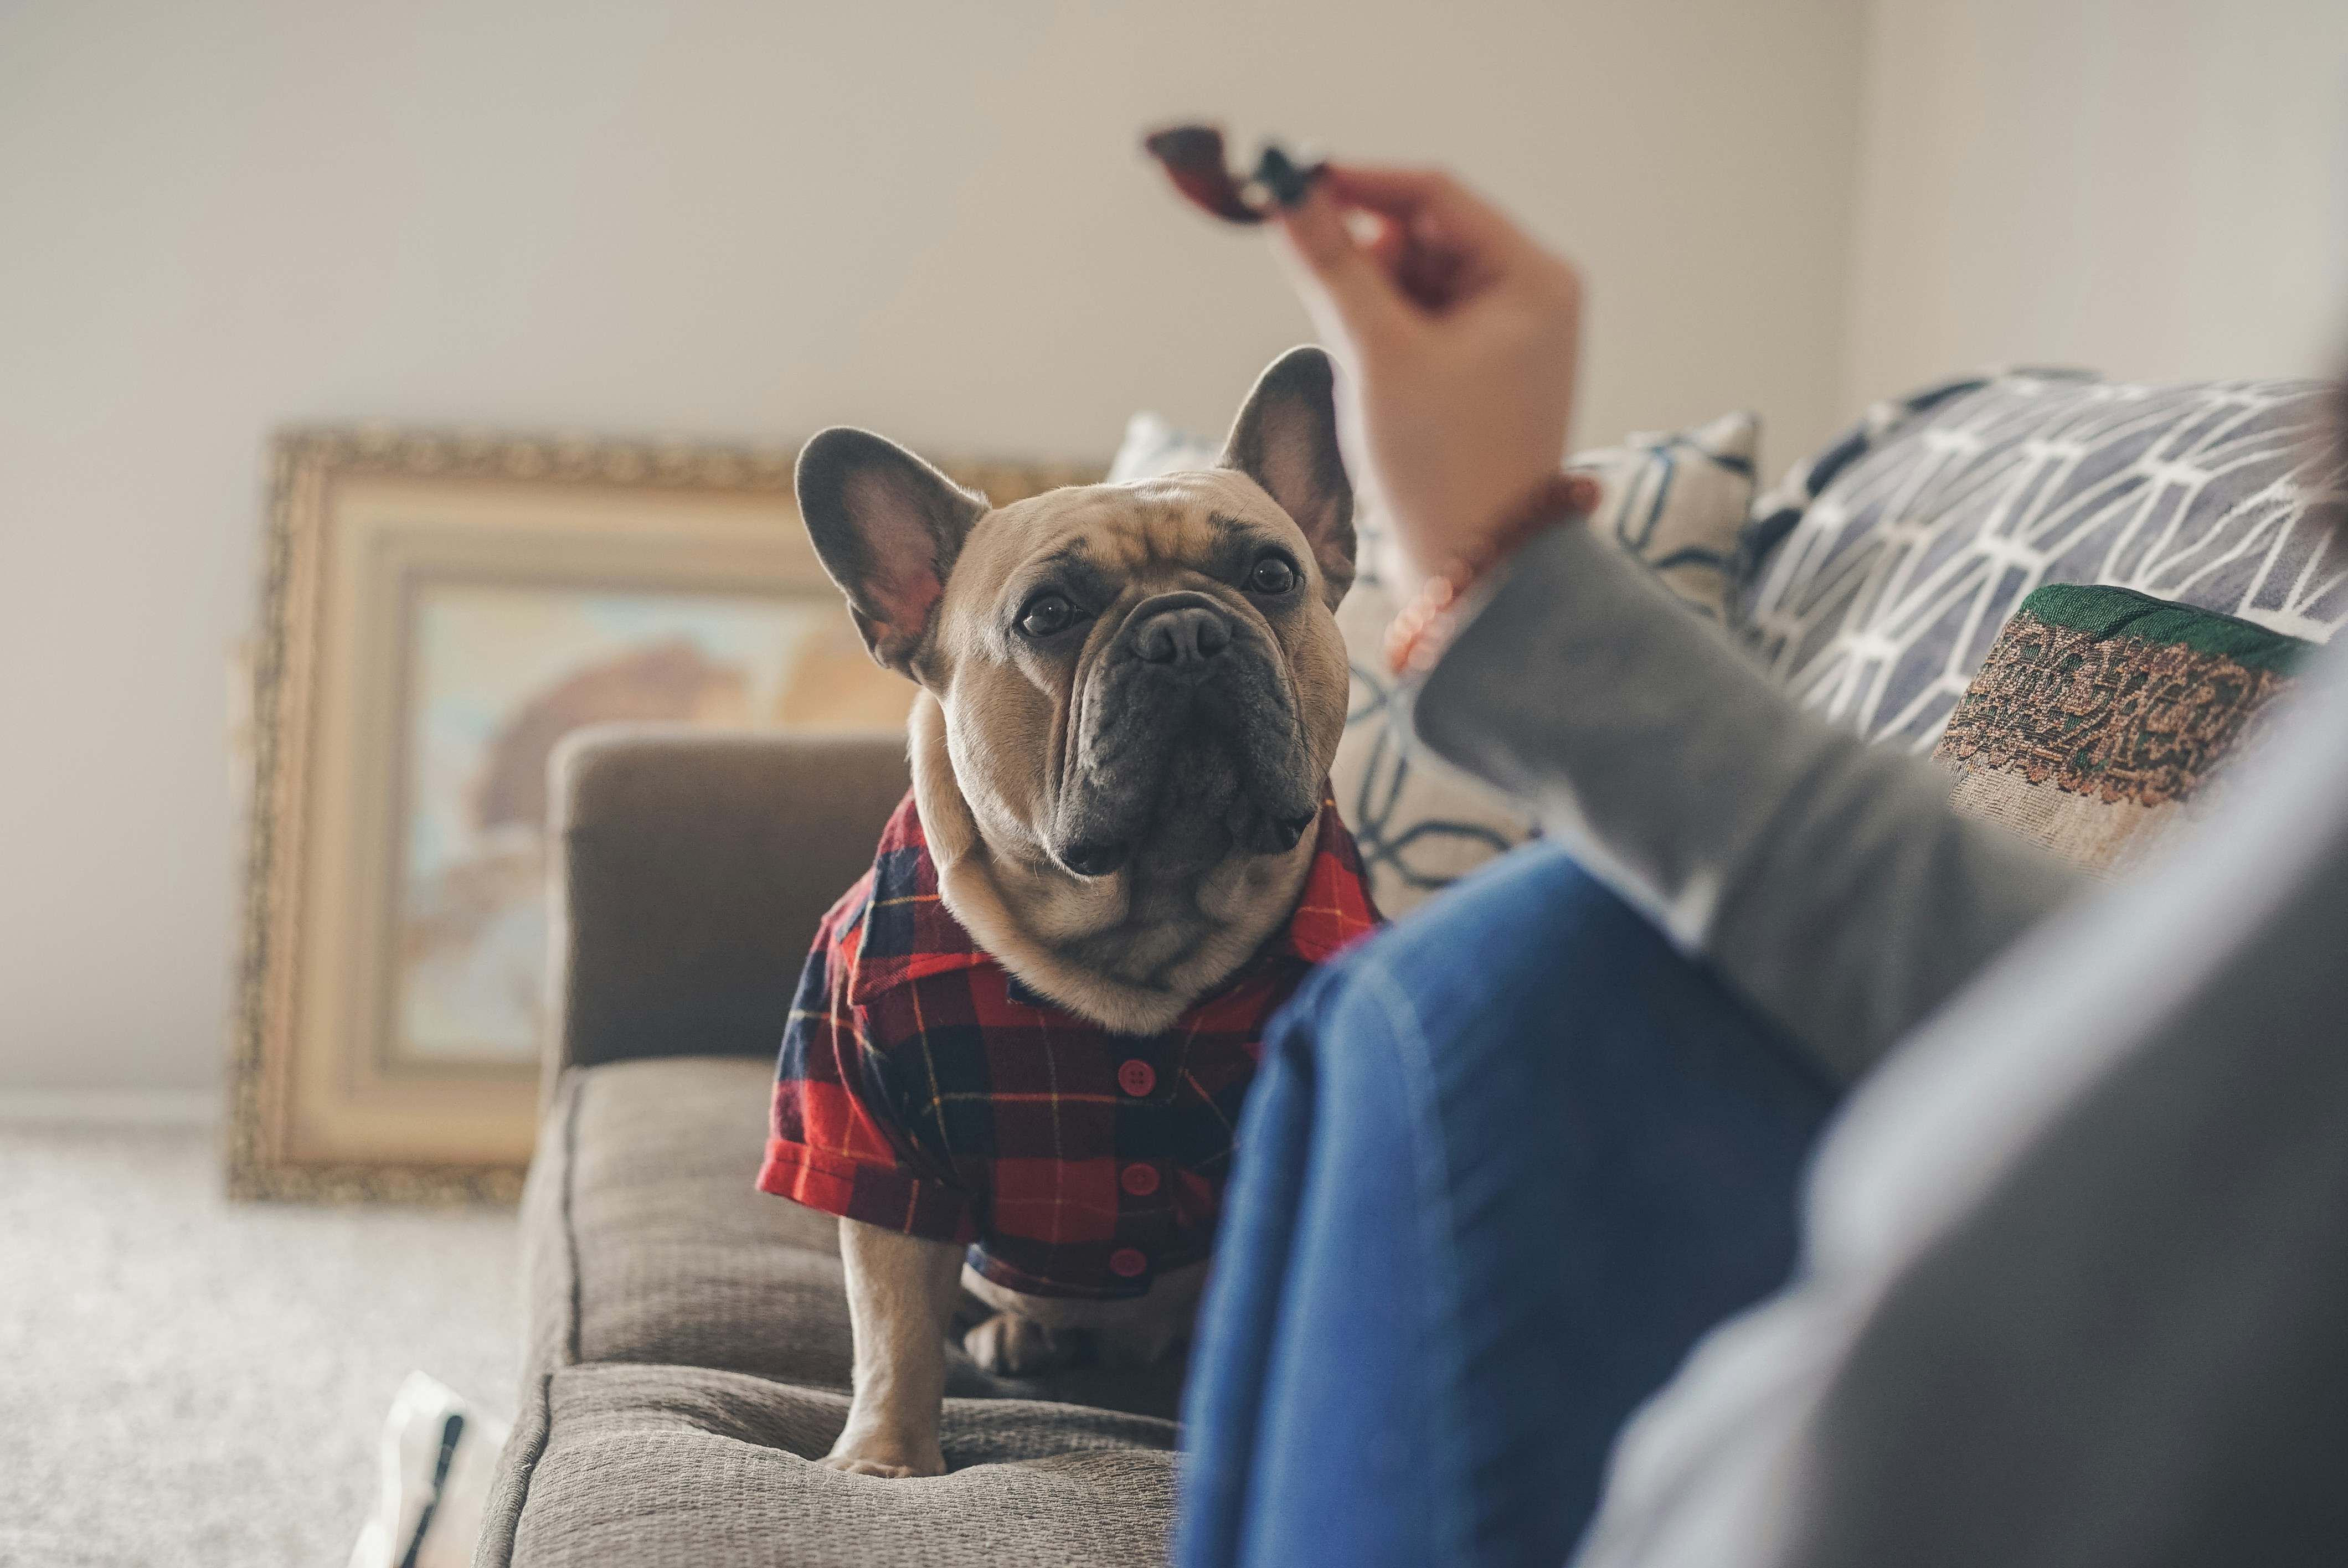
[1934,583,2314,876]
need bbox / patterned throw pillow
[1934,583,2313,876]
[1739,373,2348,754]
[1107,408,1760,913]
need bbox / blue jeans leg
[1175,843,1838,1568]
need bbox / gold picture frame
[231,427,1094,1201]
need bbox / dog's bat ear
[1220,344,1356,609]
[795,428,988,675]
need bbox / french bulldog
[785,344,1360,1477]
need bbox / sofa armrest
[544,724,910,1090]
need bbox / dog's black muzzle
[1052,592,1321,879]
[1128,595,1232,680]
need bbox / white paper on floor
[348,1371,512,1568]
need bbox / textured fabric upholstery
[568,1058,846,1383]
[563,1058,1185,1411]
[477,1055,1182,1567]
[514,1365,1177,1567]
[543,726,912,1085]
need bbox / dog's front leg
[822,1218,962,1478]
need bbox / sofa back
[544,725,910,1089]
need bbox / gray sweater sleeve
[1410,522,2083,1084]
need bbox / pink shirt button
[1109,1247,1148,1278]
[1119,1163,1160,1198]
[1116,1059,1157,1097]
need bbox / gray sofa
[476,373,2347,1566]
[475,728,1189,1568]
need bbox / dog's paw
[818,1432,945,1479]
[962,1311,1086,1376]
[817,1452,943,1479]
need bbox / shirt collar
[1260,801,1382,964]
[846,791,1380,1008]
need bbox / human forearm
[1412,523,2083,1083]
[1259,149,2081,1081]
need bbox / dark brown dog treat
[1142,123,1324,225]
[1142,123,1261,223]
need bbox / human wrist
[1383,470,1598,677]
[1386,457,1575,584]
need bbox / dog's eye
[1017,593,1079,638]
[1248,555,1299,597]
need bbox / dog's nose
[1130,604,1232,668]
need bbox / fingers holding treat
[1144,123,1585,590]
[1142,131,1515,317]
[1309,166,1529,314]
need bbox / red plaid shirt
[758,790,1380,1299]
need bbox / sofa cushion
[566,1057,848,1384]
[1738,374,2347,752]
[562,1056,1186,1408]
[509,1364,1175,1568]
[478,1055,1185,1568]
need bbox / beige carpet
[0,1125,521,1567]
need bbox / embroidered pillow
[1739,372,2348,753]
[1108,407,1761,913]
[1934,582,2313,877]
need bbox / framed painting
[231,428,1093,1200]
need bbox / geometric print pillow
[1107,407,1762,915]
[1738,372,2348,754]
[1933,582,2314,878]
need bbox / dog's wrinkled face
[795,347,1355,886]
[935,465,1348,880]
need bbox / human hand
[1270,166,1582,587]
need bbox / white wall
[1846,0,2348,405]
[0,0,1868,1095]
